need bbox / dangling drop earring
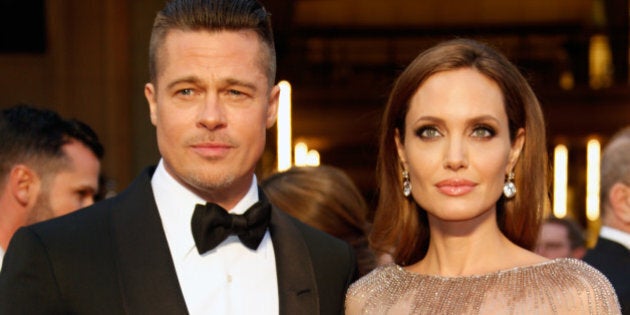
[503,172,516,198]
[402,170,412,197]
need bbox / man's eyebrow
[165,77,259,92]
[75,184,97,194]
[165,76,203,90]
[224,78,257,92]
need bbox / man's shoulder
[270,206,348,249]
[27,167,156,240]
[583,237,630,274]
[585,237,630,257]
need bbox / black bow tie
[191,195,271,254]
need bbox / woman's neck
[406,211,545,277]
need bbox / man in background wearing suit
[0,0,356,314]
[0,104,103,270]
[583,126,630,315]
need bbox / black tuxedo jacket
[583,236,630,315]
[0,168,357,314]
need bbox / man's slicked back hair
[148,0,276,86]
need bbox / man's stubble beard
[176,163,241,199]
[28,189,55,225]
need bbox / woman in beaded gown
[345,39,621,314]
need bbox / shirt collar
[599,226,630,251]
[151,159,260,259]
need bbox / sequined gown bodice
[345,258,620,314]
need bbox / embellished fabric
[346,258,621,314]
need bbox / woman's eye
[415,126,441,139]
[472,126,496,138]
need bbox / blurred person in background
[583,126,630,314]
[262,165,377,276]
[535,217,586,259]
[0,103,103,269]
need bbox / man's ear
[9,165,40,207]
[266,84,280,129]
[608,182,630,224]
[145,82,158,127]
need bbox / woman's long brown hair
[371,39,549,265]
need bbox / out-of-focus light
[306,150,320,167]
[294,142,308,167]
[553,144,568,218]
[559,71,574,90]
[294,142,320,167]
[586,138,601,221]
[277,80,292,171]
[589,35,613,89]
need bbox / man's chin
[183,171,236,193]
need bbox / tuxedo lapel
[110,168,188,314]
[269,207,320,315]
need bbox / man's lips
[190,142,232,157]
[435,179,477,196]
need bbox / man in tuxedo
[583,126,630,315]
[0,0,356,314]
[0,104,103,270]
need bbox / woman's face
[396,68,524,223]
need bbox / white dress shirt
[151,160,278,315]
[599,226,630,251]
